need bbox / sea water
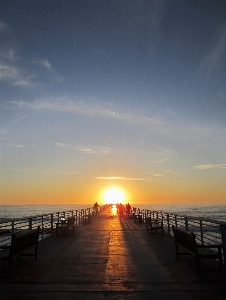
[0,204,226,222]
[138,204,226,223]
[0,205,92,221]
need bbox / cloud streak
[55,143,111,154]
[199,25,226,78]
[0,63,35,87]
[10,98,165,128]
[0,21,6,32]
[10,168,79,174]
[193,163,226,170]
[9,143,25,148]
[34,59,52,70]
[6,98,223,143]
[94,176,150,181]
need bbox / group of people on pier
[92,201,140,219]
[115,203,133,217]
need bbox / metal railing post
[29,218,32,231]
[41,216,44,239]
[200,220,204,244]
[51,214,54,234]
[185,217,188,231]
[167,214,170,233]
[220,224,225,263]
[12,220,15,234]
[76,210,78,225]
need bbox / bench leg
[8,258,13,278]
[35,245,38,260]
[175,244,179,259]
[195,257,200,275]
[218,248,224,276]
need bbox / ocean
[0,205,92,221]
[0,204,226,223]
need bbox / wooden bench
[83,213,91,224]
[172,226,223,275]
[145,217,163,234]
[134,213,143,223]
[56,216,75,237]
[0,227,40,276]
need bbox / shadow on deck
[0,208,225,300]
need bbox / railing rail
[0,207,92,245]
[143,209,226,263]
[1,206,225,264]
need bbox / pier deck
[0,207,225,299]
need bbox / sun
[103,188,125,204]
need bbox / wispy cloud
[8,143,25,148]
[32,59,63,82]
[0,63,35,87]
[199,25,226,78]
[193,163,226,170]
[152,170,182,178]
[0,48,19,61]
[0,39,35,87]
[149,158,170,164]
[94,176,150,181]
[11,98,165,127]
[0,40,61,87]
[55,142,111,154]
[55,142,72,148]
[10,168,79,174]
[34,59,52,70]
[0,21,6,32]
[153,173,164,177]
[55,171,80,174]
[6,98,223,144]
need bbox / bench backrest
[172,226,197,255]
[67,216,75,227]
[11,227,40,256]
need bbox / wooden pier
[0,207,225,299]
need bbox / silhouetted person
[94,202,99,215]
[116,203,119,214]
[118,203,124,218]
[126,203,131,217]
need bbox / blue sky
[0,0,226,205]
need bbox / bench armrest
[0,246,11,249]
[196,244,222,249]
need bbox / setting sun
[103,188,125,204]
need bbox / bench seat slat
[145,217,164,234]
[56,216,75,237]
[0,227,40,277]
[0,249,10,260]
[172,226,223,275]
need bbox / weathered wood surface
[0,207,225,300]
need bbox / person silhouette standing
[94,202,99,215]
[118,203,124,218]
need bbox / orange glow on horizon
[1,175,225,206]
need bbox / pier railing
[1,206,225,264]
[143,209,226,263]
[0,207,92,245]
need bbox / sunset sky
[1,0,226,205]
